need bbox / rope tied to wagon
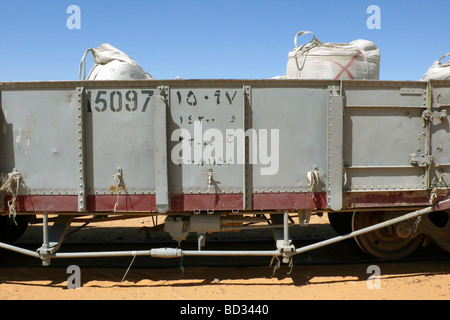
[0,168,21,223]
[111,170,125,212]
[429,187,438,205]
[269,255,281,278]
[179,249,185,279]
[112,173,121,212]
[117,251,137,286]
[429,171,447,205]
[307,170,320,199]
[287,257,294,275]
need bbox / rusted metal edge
[1,79,448,90]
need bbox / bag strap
[79,48,94,81]
[429,52,450,69]
[294,31,322,48]
[437,53,450,64]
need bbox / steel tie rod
[1,200,448,262]
[50,202,444,260]
[51,248,279,259]
[293,204,440,256]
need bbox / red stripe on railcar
[343,191,432,209]
[7,195,78,212]
[86,195,156,212]
[4,195,157,213]
[4,190,450,213]
[252,192,328,210]
[170,194,243,211]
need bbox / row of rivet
[28,190,156,195]
[76,88,85,211]
[327,87,334,204]
[350,185,425,191]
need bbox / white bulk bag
[79,43,153,80]
[286,31,380,80]
[422,53,450,80]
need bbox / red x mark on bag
[328,50,363,80]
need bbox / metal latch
[410,153,435,167]
[422,109,448,126]
[436,109,448,120]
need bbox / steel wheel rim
[352,211,424,260]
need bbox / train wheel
[0,215,29,244]
[418,210,450,253]
[327,212,353,235]
[352,211,424,260]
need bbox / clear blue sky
[0,0,448,81]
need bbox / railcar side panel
[1,89,80,211]
[0,80,449,214]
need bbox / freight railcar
[0,79,449,266]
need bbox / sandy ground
[0,215,449,300]
[0,262,448,301]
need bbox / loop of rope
[0,168,21,223]
[179,250,185,279]
[269,255,281,278]
[117,251,137,286]
[111,172,123,212]
[307,170,320,199]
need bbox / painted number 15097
[86,89,154,113]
